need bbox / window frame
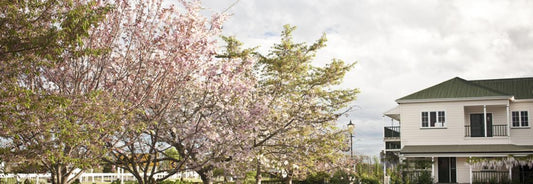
[421,111,446,128]
[512,111,529,128]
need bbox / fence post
[509,167,512,181]
[469,156,472,184]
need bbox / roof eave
[396,96,513,104]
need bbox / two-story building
[384,77,533,184]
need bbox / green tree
[0,1,122,184]
[252,25,358,184]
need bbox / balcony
[464,124,508,137]
[384,126,400,138]
[385,141,401,150]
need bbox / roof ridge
[470,77,533,82]
[396,76,514,102]
[464,79,510,96]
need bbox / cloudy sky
[200,0,533,157]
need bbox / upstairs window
[421,111,445,127]
[512,111,529,127]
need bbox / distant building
[384,77,533,183]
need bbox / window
[421,111,445,127]
[512,111,529,127]
[521,111,528,127]
[422,112,428,127]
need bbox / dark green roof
[472,78,533,100]
[397,77,533,102]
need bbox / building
[383,77,533,184]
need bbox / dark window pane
[422,112,428,127]
[512,111,520,127]
[438,111,445,126]
[521,111,528,127]
[430,112,436,127]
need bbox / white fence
[0,171,200,184]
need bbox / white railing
[0,171,200,184]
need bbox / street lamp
[347,120,356,181]
[347,120,355,158]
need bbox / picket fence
[0,170,200,184]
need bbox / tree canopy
[0,1,358,184]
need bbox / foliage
[359,173,380,184]
[409,171,433,184]
[467,155,533,169]
[329,169,351,184]
[0,1,124,184]
[82,1,264,184]
[9,162,47,173]
[251,24,358,183]
[2,2,359,184]
[388,169,403,184]
[298,171,330,184]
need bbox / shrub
[359,173,379,184]
[300,172,330,184]
[329,170,351,184]
[411,171,433,184]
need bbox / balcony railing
[384,126,400,138]
[465,124,508,137]
[385,141,401,150]
[472,171,509,183]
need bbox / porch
[400,157,533,184]
[463,104,510,138]
[400,145,533,183]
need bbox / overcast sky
[200,0,533,157]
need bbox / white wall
[399,99,512,146]
[510,101,533,145]
[456,157,470,184]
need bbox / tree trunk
[286,177,292,184]
[197,169,213,184]
[255,159,262,184]
[285,170,293,184]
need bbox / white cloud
[202,0,533,157]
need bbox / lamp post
[347,120,355,158]
[347,120,355,182]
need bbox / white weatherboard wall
[456,157,470,184]
[399,99,510,146]
[463,106,507,127]
[510,101,533,145]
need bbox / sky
[200,0,533,157]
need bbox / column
[507,104,511,138]
[469,156,472,184]
[431,157,435,179]
[484,105,487,137]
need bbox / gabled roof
[472,78,533,100]
[397,77,533,103]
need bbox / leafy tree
[77,1,263,184]
[251,25,358,184]
[0,1,124,184]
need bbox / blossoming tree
[0,1,126,184]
